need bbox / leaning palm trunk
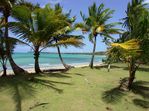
[9,54,27,75]
[57,45,71,69]
[128,58,136,89]
[89,36,97,69]
[4,15,27,75]
[2,64,7,77]
[1,58,7,77]
[34,46,41,74]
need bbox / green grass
[0,63,149,111]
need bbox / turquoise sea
[0,52,105,70]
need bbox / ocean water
[0,52,106,70]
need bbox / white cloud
[49,0,62,4]
[144,0,149,3]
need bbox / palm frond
[49,38,84,48]
[111,39,140,50]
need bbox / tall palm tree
[116,0,149,89]
[0,0,27,75]
[0,17,28,76]
[53,35,84,69]
[9,4,72,73]
[0,22,7,76]
[123,0,149,40]
[76,3,121,68]
[53,4,83,69]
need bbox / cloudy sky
[12,0,145,52]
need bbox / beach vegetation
[75,3,121,68]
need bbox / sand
[0,62,105,75]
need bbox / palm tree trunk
[4,14,27,75]
[56,40,71,69]
[89,36,97,69]
[9,54,27,75]
[128,58,136,89]
[34,46,41,74]
[57,45,71,69]
[2,64,7,77]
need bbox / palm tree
[0,17,28,76]
[0,0,27,75]
[53,35,84,69]
[123,0,149,40]
[116,0,149,89]
[9,4,72,73]
[122,0,149,63]
[53,4,83,69]
[110,39,141,89]
[0,30,7,76]
[75,3,120,68]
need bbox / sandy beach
[0,63,105,75]
[0,62,105,75]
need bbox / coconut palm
[0,23,7,76]
[0,17,28,76]
[0,0,28,75]
[123,0,149,39]
[53,4,83,69]
[122,0,149,63]
[0,36,28,76]
[75,3,121,68]
[112,0,149,89]
[53,35,84,69]
[9,3,78,73]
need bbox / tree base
[13,67,28,75]
[89,63,94,69]
[119,77,130,91]
[64,65,74,70]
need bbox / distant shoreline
[20,51,106,55]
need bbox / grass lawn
[0,63,149,111]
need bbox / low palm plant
[109,39,141,89]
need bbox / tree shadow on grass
[0,76,35,111]
[94,65,126,70]
[43,68,69,73]
[102,87,126,104]
[74,73,84,76]
[102,79,149,106]
[30,77,72,93]
[45,72,72,78]
[131,81,149,99]
[133,99,149,108]
[123,67,149,72]
[137,67,149,72]
[131,81,149,109]
[28,102,49,111]
[0,73,72,111]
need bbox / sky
[12,0,134,52]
